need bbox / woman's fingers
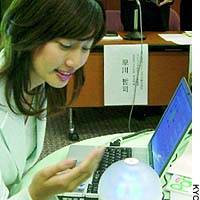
[29,160,77,199]
[78,147,105,170]
[44,147,105,191]
[37,159,76,180]
[66,169,93,192]
[61,147,105,190]
[30,147,105,199]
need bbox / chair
[105,10,124,32]
[169,8,180,31]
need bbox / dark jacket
[180,0,192,30]
[120,0,171,31]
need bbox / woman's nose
[64,49,82,70]
[65,59,76,68]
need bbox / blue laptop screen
[150,79,192,176]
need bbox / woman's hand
[29,147,105,200]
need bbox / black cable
[162,192,166,200]
[184,130,192,141]
[128,0,144,132]
[170,153,178,164]
[161,153,179,200]
[109,128,154,146]
[162,191,170,200]
[162,175,170,200]
[122,128,154,140]
[162,174,169,188]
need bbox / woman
[0,0,105,199]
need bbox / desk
[67,31,189,107]
[20,131,191,200]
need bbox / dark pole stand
[123,6,146,40]
[68,108,79,141]
[123,31,145,40]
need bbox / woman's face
[30,38,93,90]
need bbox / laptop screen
[150,78,192,177]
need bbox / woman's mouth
[55,69,74,82]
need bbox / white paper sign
[158,34,192,45]
[104,44,148,106]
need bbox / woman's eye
[59,43,71,50]
[82,47,92,52]
[57,41,92,52]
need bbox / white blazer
[0,78,47,199]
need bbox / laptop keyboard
[87,147,132,194]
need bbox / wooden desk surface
[99,31,181,45]
[67,32,189,107]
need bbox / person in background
[180,0,192,31]
[0,0,105,200]
[120,0,174,31]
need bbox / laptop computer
[58,77,192,199]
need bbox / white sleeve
[0,171,32,200]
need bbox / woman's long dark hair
[0,0,105,118]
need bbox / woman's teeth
[56,69,73,81]
[56,70,72,76]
